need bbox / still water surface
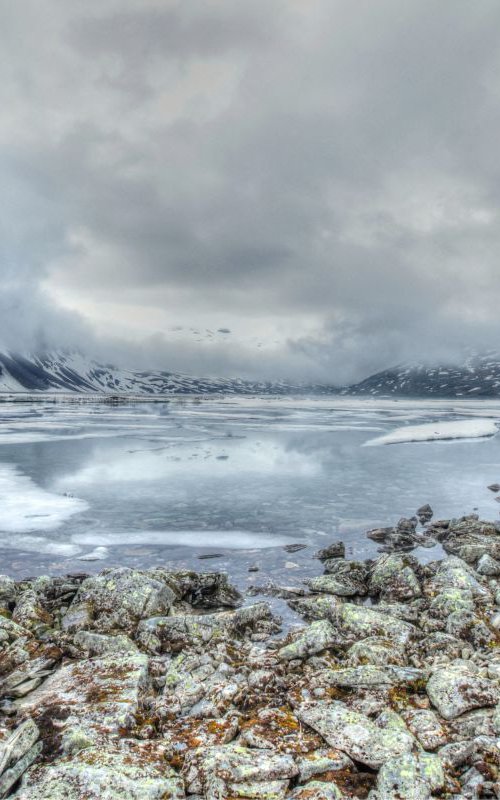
[1,396,500,602]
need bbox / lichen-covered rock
[158,653,245,717]
[314,560,368,596]
[60,602,93,634]
[315,542,345,561]
[424,557,490,600]
[370,752,445,799]
[1,647,60,700]
[336,603,416,645]
[288,781,343,799]
[12,590,53,633]
[182,744,298,797]
[0,576,16,611]
[0,719,41,796]
[369,554,421,601]
[16,654,149,746]
[151,569,242,608]
[288,595,341,622]
[429,587,475,617]
[347,637,405,667]
[240,708,322,754]
[137,603,277,653]
[402,708,448,750]
[278,621,337,661]
[296,748,353,782]
[295,701,414,769]
[445,610,497,647]
[65,569,176,634]
[320,665,425,688]
[437,518,500,563]
[13,742,184,799]
[426,662,498,720]
[477,553,500,576]
[73,631,139,657]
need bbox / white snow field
[364,418,499,446]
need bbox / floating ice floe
[0,464,88,534]
[71,530,290,550]
[364,418,499,446]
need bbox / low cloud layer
[1,0,500,383]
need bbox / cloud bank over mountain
[2,0,500,381]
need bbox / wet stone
[315,542,345,561]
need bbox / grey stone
[295,701,414,769]
[369,553,421,601]
[13,744,184,799]
[427,662,498,720]
[278,621,337,661]
[371,752,444,800]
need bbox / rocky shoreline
[2,511,500,796]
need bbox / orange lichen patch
[315,769,376,798]
[240,707,323,754]
[163,715,239,768]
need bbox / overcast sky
[1,0,500,383]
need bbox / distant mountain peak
[0,351,335,397]
[346,353,500,397]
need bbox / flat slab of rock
[13,742,184,799]
[320,665,426,688]
[336,603,415,645]
[295,701,414,769]
[16,654,149,745]
[426,662,498,720]
[183,744,298,797]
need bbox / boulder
[369,553,421,601]
[313,560,368,596]
[182,744,298,797]
[278,621,337,661]
[336,603,416,645]
[16,654,149,747]
[295,701,414,769]
[371,752,444,800]
[63,569,176,634]
[427,662,498,720]
[315,542,345,561]
[13,742,184,799]
[402,708,448,750]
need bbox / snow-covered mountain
[3,350,500,398]
[0,351,334,396]
[346,354,500,397]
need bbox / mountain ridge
[0,351,336,396]
[2,351,500,397]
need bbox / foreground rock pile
[3,513,500,797]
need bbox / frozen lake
[1,396,500,598]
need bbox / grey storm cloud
[1,0,500,382]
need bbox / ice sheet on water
[72,530,290,549]
[0,534,81,557]
[364,418,499,446]
[0,464,88,533]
